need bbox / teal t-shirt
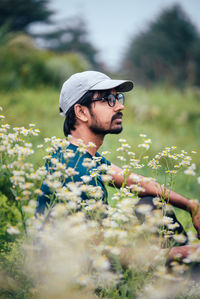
[36,143,111,214]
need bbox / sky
[33,0,200,71]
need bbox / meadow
[1,85,200,204]
[0,84,200,298]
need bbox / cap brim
[89,79,134,92]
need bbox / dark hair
[60,91,94,137]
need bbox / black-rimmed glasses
[91,93,125,107]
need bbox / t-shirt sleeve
[102,156,111,166]
[97,154,111,166]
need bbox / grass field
[1,84,200,193]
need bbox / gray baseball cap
[59,70,134,116]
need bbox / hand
[168,245,190,261]
[189,200,200,239]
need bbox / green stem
[17,200,27,235]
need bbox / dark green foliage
[124,4,200,87]
[0,44,53,90]
[0,42,50,89]
[0,194,21,245]
[96,268,154,298]
[0,24,11,46]
[0,240,34,298]
[0,34,90,90]
[0,171,15,201]
[0,0,98,68]
[0,0,53,32]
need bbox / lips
[114,117,122,123]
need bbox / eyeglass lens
[107,94,124,106]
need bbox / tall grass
[1,85,199,193]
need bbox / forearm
[140,180,191,212]
[126,174,191,212]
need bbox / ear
[74,104,89,122]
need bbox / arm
[110,163,200,238]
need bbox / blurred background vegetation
[0,0,200,229]
[0,1,200,89]
[123,4,200,87]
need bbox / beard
[89,112,123,136]
[90,125,123,135]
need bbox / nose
[113,100,124,112]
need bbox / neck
[70,127,104,156]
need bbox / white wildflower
[81,175,92,183]
[163,216,173,225]
[138,143,150,150]
[135,204,153,215]
[82,158,96,168]
[93,255,110,271]
[129,173,141,183]
[101,151,111,156]
[87,141,96,148]
[173,234,187,244]
[37,144,43,148]
[7,226,20,235]
[101,174,112,182]
[119,138,127,143]
[139,133,147,137]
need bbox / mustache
[111,112,123,121]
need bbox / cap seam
[88,79,108,90]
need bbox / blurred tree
[123,4,200,87]
[0,0,53,32]
[0,1,99,69]
[34,16,99,68]
[0,24,11,46]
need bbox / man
[37,70,200,258]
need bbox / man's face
[88,89,124,136]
